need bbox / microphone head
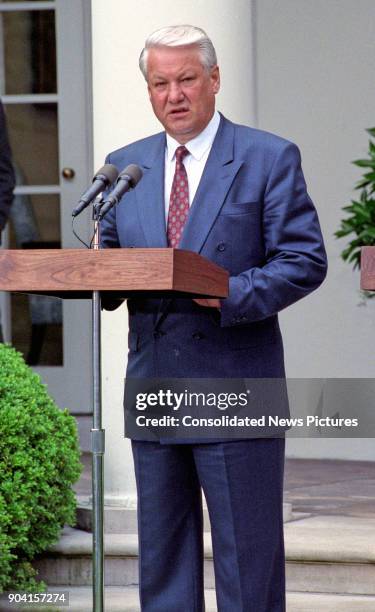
[118,164,143,187]
[94,163,119,186]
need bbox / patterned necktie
[167,145,190,248]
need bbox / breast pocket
[220,200,260,216]
[204,202,263,274]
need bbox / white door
[0,0,93,432]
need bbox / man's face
[146,45,220,144]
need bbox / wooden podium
[0,248,229,298]
[0,247,228,611]
[361,246,375,291]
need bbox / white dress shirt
[164,110,220,225]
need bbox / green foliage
[0,344,82,592]
[335,127,375,270]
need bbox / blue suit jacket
[100,114,327,381]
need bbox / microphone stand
[91,199,105,611]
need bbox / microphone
[71,164,119,217]
[98,164,143,220]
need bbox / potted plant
[335,128,375,299]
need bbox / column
[91,0,256,529]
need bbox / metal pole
[91,208,105,611]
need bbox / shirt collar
[166,110,221,162]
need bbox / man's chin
[167,117,192,132]
[165,121,196,142]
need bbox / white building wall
[255,0,375,459]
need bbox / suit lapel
[135,132,168,247]
[155,115,242,329]
[179,114,244,253]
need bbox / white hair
[139,25,217,80]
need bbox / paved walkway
[76,454,375,518]
[284,458,375,518]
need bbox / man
[0,100,15,342]
[100,25,327,612]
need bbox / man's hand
[193,298,221,310]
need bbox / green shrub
[0,344,82,592]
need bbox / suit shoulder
[232,121,297,153]
[105,131,164,166]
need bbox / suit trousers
[131,437,286,612]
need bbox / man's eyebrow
[150,68,197,81]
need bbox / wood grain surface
[361,247,375,291]
[0,249,229,298]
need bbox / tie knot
[175,145,189,163]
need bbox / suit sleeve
[0,101,15,237]
[220,142,327,326]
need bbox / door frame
[0,0,94,425]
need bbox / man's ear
[211,66,220,94]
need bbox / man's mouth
[169,108,189,116]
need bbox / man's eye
[155,82,166,88]
[182,77,194,83]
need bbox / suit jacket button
[192,332,204,340]
[153,331,163,339]
[217,242,226,252]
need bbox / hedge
[0,343,82,592]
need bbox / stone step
[284,515,375,595]
[76,497,294,534]
[1,587,375,611]
[33,515,375,596]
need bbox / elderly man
[100,25,327,612]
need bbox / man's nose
[168,82,184,103]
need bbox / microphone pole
[91,199,105,612]
[88,165,142,612]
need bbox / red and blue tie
[167,145,190,248]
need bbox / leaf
[365,227,375,239]
[342,205,354,213]
[351,203,371,220]
[341,245,354,260]
[366,127,375,137]
[343,220,356,229]
[348,249,360,263]
[353,159,375,169]
[351,199,366,208]
[355,178,372,190]
[357,228,375,242]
